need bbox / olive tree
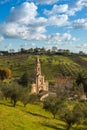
[58,102,84,130]
[1,82,23,107]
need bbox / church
[31,57,48,94]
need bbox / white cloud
[0,22,47,40]
[0,2,47,40]
[0,2,70,40]
[45,33,77,45]
[76,0,87,7]
[44,0,87,17]
[0,1,86,42]
[77,43,87,47]
[72,18,87,29]
[44,4,68,15]
[7,2,37,24]
[0,23,27,38]
[44,4,69,27]
[82,43,87,47]
[48,14,68,26]
[36,0,59,5]
[67,0,87,16]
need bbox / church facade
[31,57,48,94]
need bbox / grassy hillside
[0,100,65,130]
[0,54,87,81]
[0,100,87,130]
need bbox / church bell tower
[31,57,48,94]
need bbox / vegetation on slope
[0,100,87,130]
[71,56,87,68]
[0,100,65,130]
[0,54,85,81]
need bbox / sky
[0,0,87,53]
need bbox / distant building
[31,57,48,94]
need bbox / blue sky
[0,0,87,53]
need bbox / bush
[19,72,30,87]
[0,68,11,80]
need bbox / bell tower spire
[35,57,41,76]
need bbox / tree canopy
[0,68,11,80]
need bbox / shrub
[0,68,11,80]
[19,72,29,87]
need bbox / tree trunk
[67,123,72,130]
[13,99,16,107]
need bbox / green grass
[0,100,87,130]
[0,100,65,130]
